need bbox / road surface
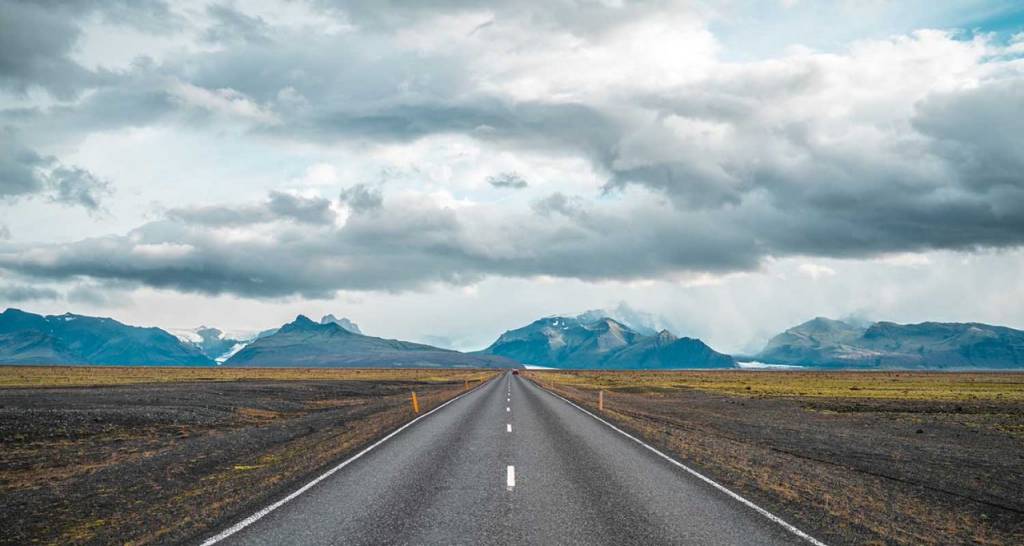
[207,372,819,545]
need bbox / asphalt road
[207,372,817,545]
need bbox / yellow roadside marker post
[411,391,420,414]
[599,390,604,411]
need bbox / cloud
[167,191,336,226]
[48,166,111,210]
[798,263,837,280]
[339,184,383,212]
[0,1,104,99]
[0,134,111,209]
[2,2,1024,301]
[0,188,758,298]
[203,4,273,45]
[0,0,178,99]
[487,172,528,189]
[0,135,47,197]
[0,284,60,302]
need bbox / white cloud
[798,263,837,279]
[171,81,279,124]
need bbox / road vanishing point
[203,372,825,546]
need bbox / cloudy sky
[1,0,1023,353]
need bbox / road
[206,372,819,545]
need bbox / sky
[1,0,1023,354]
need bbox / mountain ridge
[756,317,1024,369]
[224,315,519,368]
[478,314,735,369]
[0,308,213,366]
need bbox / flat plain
[529,370,1024,546]
[0,366,495,545]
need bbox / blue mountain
[756,317,1024,369]
[0,308,214,366]
[479,315,735,369]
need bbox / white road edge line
[507,423,512,432]
[539,386,829,546]
[199,379,490,546]
[507,465,516,490]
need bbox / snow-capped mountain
[479,314,735,369]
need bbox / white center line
[506,423,512,432]
[506,465,515,490]
[506,406,510,412]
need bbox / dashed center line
[506,406,510,412]
[506,465,515,490]
[507,423,512,432]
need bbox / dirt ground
[529,371,1024,546]
[0,367,494,545]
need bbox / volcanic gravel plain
[0,366,494,545]
[529,370,1024,546]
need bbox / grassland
[533,369,1024,401]
[529,370,1024,546]
[0,365,496,388]
[0,366,497,546]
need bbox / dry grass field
[0,365,495,388]
[529,370,1024,546]
[0,366,496,546]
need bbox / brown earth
[0,366,495,545]
[528,371,1024,546]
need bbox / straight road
[206,372,819,545]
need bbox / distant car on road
[512,370,520,375]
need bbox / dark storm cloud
[487,172,528,189]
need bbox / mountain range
[478,314,735,369]
[0,308,213,366]
[754,317,1024,369]
[223,315,517,368]
[2,307,1024,369]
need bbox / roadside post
[599,390,604,411]
[411,391,420,414]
